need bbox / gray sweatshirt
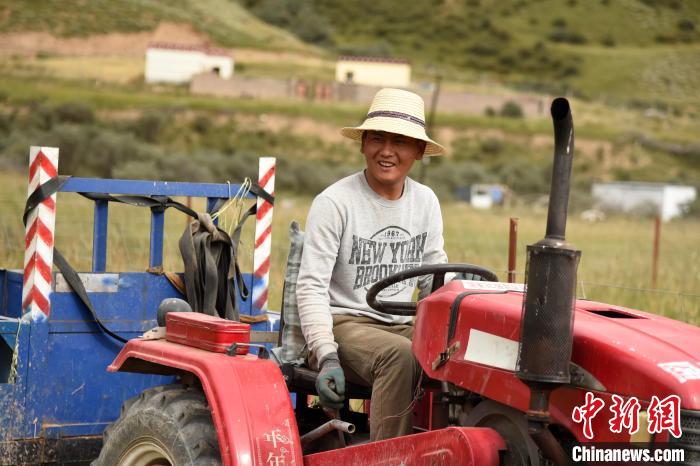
[296,171,448,365]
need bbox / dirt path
[0,22,327,67]
[0,22,208,58]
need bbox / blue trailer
[0,174,276,465]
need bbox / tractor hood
[413,280,700,410]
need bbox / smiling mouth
[378,161,395,168]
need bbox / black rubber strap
[80,191,255,319]
[25,177,271,222]
[23,176,267,342]
[207,183,273,214]
[23,176,127,343]
[447,291,508,343]
[79,192,199,219]
[249,182,275,206]
[178,206,256,322]
[22,176,70,225]
[229,203,257,300]
[53,249,128,343]
[81,186,268,311]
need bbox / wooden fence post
[508,217,518,283]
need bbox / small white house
[335,56,411,87]
[145,42,233,84]
[592,182,697,221]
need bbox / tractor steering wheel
[366,263,498,316]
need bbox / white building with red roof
[335,56,411,87]
[145,42,233,84]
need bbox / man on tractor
[296,87,448,441]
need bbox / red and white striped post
[22,146,59,321]
[252,157,276,312]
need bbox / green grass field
[1,171,697,325]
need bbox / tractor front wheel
[94,384,221,466]
[460,400,541,466]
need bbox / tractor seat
[280,363,372,399]
[276,221,372,400]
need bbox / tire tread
[93,384,221,466]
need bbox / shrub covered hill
[242,0,700,106]
[0,0,314,53]
[0,0,698,202]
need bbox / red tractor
[94,99,699,465]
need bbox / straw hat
[341,88,445,156]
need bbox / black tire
[460,400,541,466]
[93,384,221,466]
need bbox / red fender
[304,427,505,466]
[109,339,303,466]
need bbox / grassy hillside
[0,0,315,53]
[0,72,698,198]
[243,0,700,106]
[3,1,699,106]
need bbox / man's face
[361,130,425,193]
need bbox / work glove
[316,353,346,410]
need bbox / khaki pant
[332,314,421,441]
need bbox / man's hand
[316,353,345,410]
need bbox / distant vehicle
[459,184,507,209]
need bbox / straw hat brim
[341,116,445,156]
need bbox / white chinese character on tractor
[266,452,286,466]
[658,361,700,383]
[263,429,291,449]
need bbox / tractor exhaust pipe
[545,98,576,240]
[516,98,580,466]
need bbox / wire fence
[495,267,699,324]
[1,188,698,325]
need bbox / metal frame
[0,176,268,464]
[60,177,257,272]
